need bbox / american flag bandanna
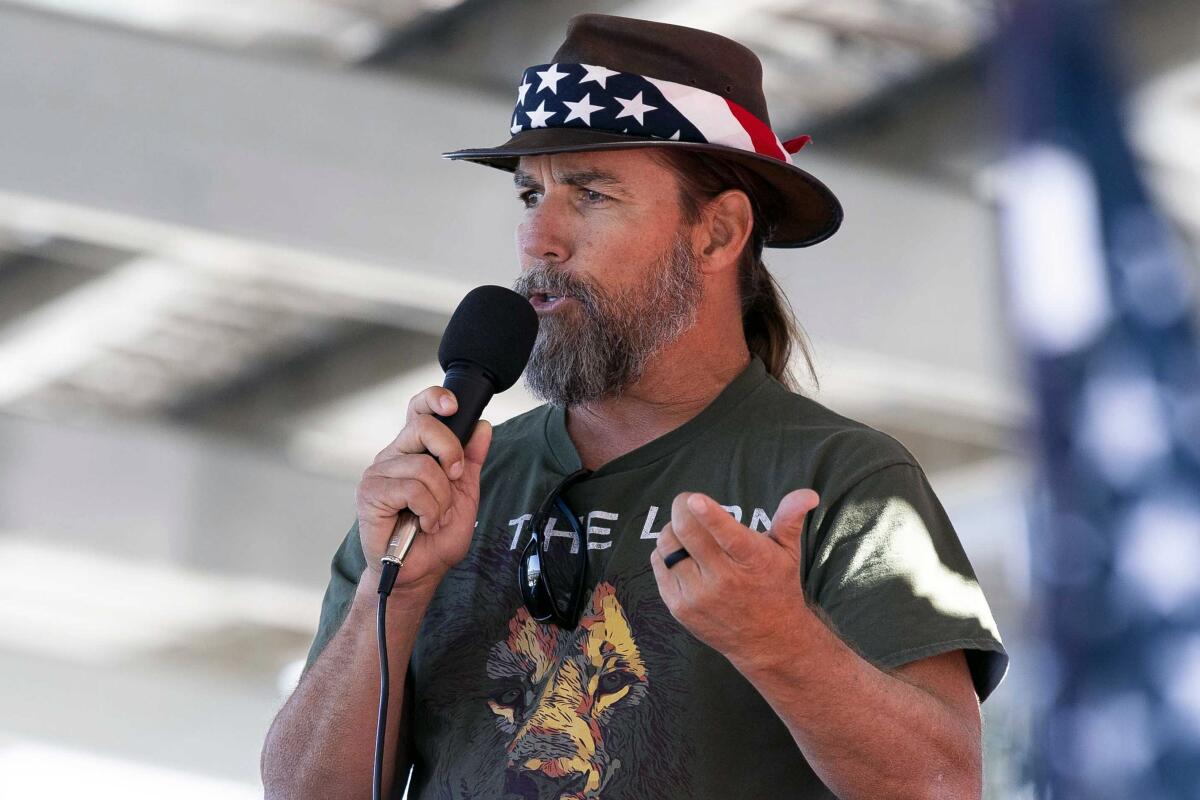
[509,63,810,165]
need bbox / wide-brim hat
[442,13,843,249]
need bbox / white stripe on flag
[646,77,755,153]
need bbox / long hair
[649,149,818,392]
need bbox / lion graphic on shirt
[412,551,692,799]
[484,580,689,799]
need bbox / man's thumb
[463,420,493,471]
[769,489,820,552]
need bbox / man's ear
[699,189,754,273]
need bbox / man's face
[511,149,704,405]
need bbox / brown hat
[442,13,843,248]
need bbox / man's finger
[649,547,683,604]
[654,520,682,556]
[768,489,820,557]
[356,474,444,536]
[377,414,466,478]
[653,522,694,570]
[459,420,492,492]
[365,453,454,516]
[462,419,492,466]
[406,386,457,423]
[666,492,722,571]
[684,493,760,564]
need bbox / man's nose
[518,196,573,264]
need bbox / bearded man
[262,13,1008,800]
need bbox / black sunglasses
[518,468,593,629]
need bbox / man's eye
[582,189,608,203]
[518,190,541,207]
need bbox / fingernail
[687,494,707,514]
[449,461,464,479]
[441,396,454,413]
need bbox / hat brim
[442,128,842,249]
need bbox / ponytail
[650,149,818,392]
[739,248,816,391]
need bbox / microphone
[377,284,538,595]
[371,286,538,800]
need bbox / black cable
[373,561,399,800]
[373,592,389,800]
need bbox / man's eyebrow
[512,168,627,192]
[513,169,540,189]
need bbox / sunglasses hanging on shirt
[518,468,593,629]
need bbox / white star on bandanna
[536,63,569,95]
[516,80,531,105]
[510,114,522,134]
[614,91,657,125]
[526,100,557,128]
[578,64,620,89]
[562,93,605,125]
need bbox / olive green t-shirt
[304,356,1008,799]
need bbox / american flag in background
[993,0,1200,797]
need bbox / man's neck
[564,337,751,471]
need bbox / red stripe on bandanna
[725,99,788,162]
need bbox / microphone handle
[381,364,495,568]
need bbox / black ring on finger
[664,547,691,569]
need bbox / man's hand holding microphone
[356,386,492,599]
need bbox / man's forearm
[261,575,433,800]
[730,606,981,800]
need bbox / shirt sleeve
[301,519,368,677]
[804,462,1009,702]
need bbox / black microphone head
[438,285,539,392]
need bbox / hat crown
[552,13,772,129]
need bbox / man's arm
[739,615,982,799]
[261,385,492,799]
[651,489,984,800]
[261,579,431,799]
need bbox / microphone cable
[373,560,400,800]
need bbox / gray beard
[513,233,704,407]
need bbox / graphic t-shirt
[304,356,1008,799]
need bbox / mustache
[512,264,601,310]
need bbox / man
[261,13,1007,800]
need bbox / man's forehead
[514,150,662,183]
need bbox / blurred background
[0,0,1196,797]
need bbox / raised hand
[650,489,821,661]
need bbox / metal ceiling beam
[772,7,977,59]
[0,5,516,300]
